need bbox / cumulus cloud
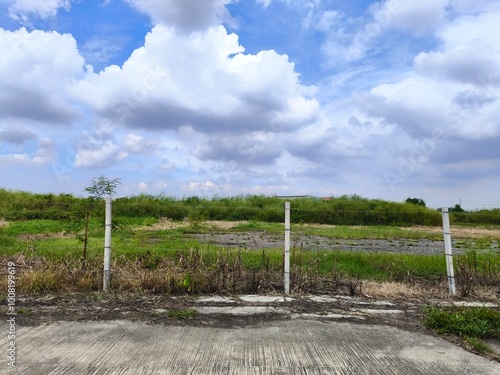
[193,132,280,164]
[414,44,500,86]
[75,141,127,168]
[369,0,449,35]
[0,137,56,166]
[74,25,319,135]
[74,129,159,168]
[74,127,123,168]
[356,6,500,142]
[414,9,500,86]
[0,28,85,124]
[124,0,232,33]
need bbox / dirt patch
[188,231,486,255]
[10,292,426,329]
[400,225,500,239]
[139,218,190,230]
[0,219,8,227]
[18,232,71,241]
[139,219,242,231]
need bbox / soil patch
[188,231,484,255]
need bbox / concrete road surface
[2,318,499,374]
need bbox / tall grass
[3,189,500,226]
[2,238,498,296]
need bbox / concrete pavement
[2,316,499,374]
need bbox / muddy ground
[189,231,497,255]
[11,293,441,331]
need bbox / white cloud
[320,0,451,65]
[353,5,500,143]
[0,27,85,124]
[185,181,218,192]
[75,141,126,168]
[32,137,56,165]
[414,9,500,86]
[370,0,450,35]
[357,75,500,141]
[450,0,496,13]
[122,133,160,154]
[256,0,272,8]
[315,10,340,33]
[0,137,56,166]
[414,44,500,86]
[74,25,319,136]
[9,0,71,23]
[73,129,160,168]
[124,0,232,32]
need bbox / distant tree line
[1,189,500,226]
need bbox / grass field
[1,217,499,297]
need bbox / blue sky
[0,0,499,209]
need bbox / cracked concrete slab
[239,295,294,303]
[197,296,235,304]
[356,308,405,315]
[308,295,339,303]
[195,306,282,315]
[3,319,498,374]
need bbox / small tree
[405,197,426,207]
[449,203,465,213]
[82,175,121,260]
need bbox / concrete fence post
[103,197,112,293]
[441,207,456,296]
[284,201,290,295]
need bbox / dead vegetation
[2,250,498,304]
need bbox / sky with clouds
[0,0,499,209]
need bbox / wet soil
[189,231,476,255]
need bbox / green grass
[2,217,499,282]
[423,306,500,353]
[166,309,198,319]
[292,250,448,280]
[293,225,444,240]
[17,307,32,316]
[1,215,499,296]
[424,306,500,337]
[2,219,67,236]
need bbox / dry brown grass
[399,225,500,239]
[362,281,447,300]
[137,218,244,231]
[2,251,498,301]
[17,232,72,241]
[361,281,500,302]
